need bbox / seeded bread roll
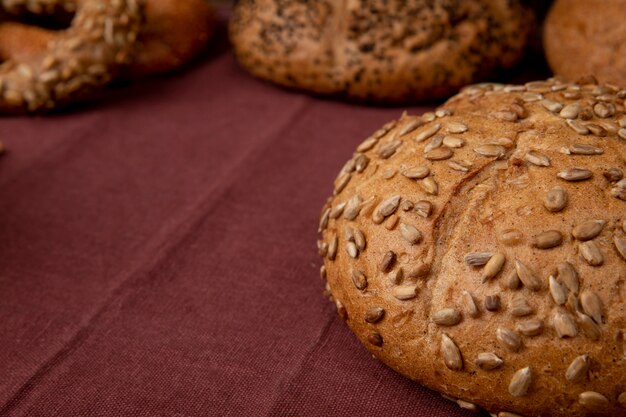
[318,78,626,417]
[229,0,533,102]
[544,0,626,87]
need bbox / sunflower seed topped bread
[230,0,533,102]
[317,78,626,417]
[544,0,626,87]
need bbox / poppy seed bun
[318,78,626,416]
[229,0,533,102]
[544,0,626,87]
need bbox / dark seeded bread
[229,0,533,102]
[318,78,626,417]
[544,0,626,87]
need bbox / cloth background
[0,14,549,417]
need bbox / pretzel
[0,0,214,113]
[0,0,142,113]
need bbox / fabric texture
[0,14,547,417]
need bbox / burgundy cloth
[0,16,547,417]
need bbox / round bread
[230,0,533,102]
[0,0,143,113]
[318,78,626,416]
[118,0,215,80]
[544,0,626,87]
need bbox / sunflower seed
[443,136,465,148]
[380,251,396,272]
[484,295,501,311]
[422,177,438,195]
[586,123,607,137]
[569,143,603,155]
[319,265,326,280]
[516,319,544,336]
[593,102,613,118]
[565,354,590,383]
[441,334,463,371]
[619,129,626,140]
[567,293,583,314]
[414,200,433,218]
[402,166,430,179]
[465,252,493,266]
[329,203,346,219]
[346,241,359,258]
[474,144,506,159]
[353,230,366,251]
[400,200,414,211]
[620,116,626,128]
[509,295,533,317]
[509,367,532,397]
[447,122,468,134]
[498,412,524,417]
[435,108,452,118]
[500,229,523,246]
[580,291,603,324]
[482,253,505,281]
[426,147,453,161]
[475,352,503,370]
[541,99,563,113]
[335,299,347,321]
[415,123,441,143]
[514,104,528,119]
[399,223,422,244]
[524,150,551,167]
[423,112,436,122]
[577,313,601,340]
[365,307,385,323]
[381,168,397,180]
[522,92,543,102]
[357,137,378,152]
[549,276,568,305]
[424,135,444,153]
[497,328,522,352]
[566,119,590,135]
[461,290,479,318]
[448,159,472,172]
[580,241,604,266]
[557,262,579,294]
[384,215,398,230]
[327,234,338,260]
[560,103,581,119]
[388,268,404,285]
[343,195,362,220]
[533,230,563,249]
[334,173,351,194]
[456,399,477,411]
[614,235,626,261]
[579,392,609,409]
[554,311,578,338]
[572,220,606,241]
[612,186,626,200]
[399,119,423,136]
[618,392,626,408]
[317,240,328,257]
[493,111,518,122]
[393,285,417,300]
[368,332,383,347]
[351,270,367,290]
[603,167,624,182]
[318,208,330,232]
[373,195,401,224]
[543,186,567,212]
[433,308,462,326]
[557,168,592,181]
[515,260,542,291]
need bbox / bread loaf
[318,78,626,416]
[544,0,626,87]
[230,0,533,102]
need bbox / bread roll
[544,0,626,87]
[318,78,626,416]
[230,0,533,102]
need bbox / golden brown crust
[0,0,143,113]
[230,0,533,102]
[120,0,216,80]
[544,0,626,87]
[318,78,626,417]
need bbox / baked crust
[230,0,533,102]
[544,0,626,87]
[318,78,626,416]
